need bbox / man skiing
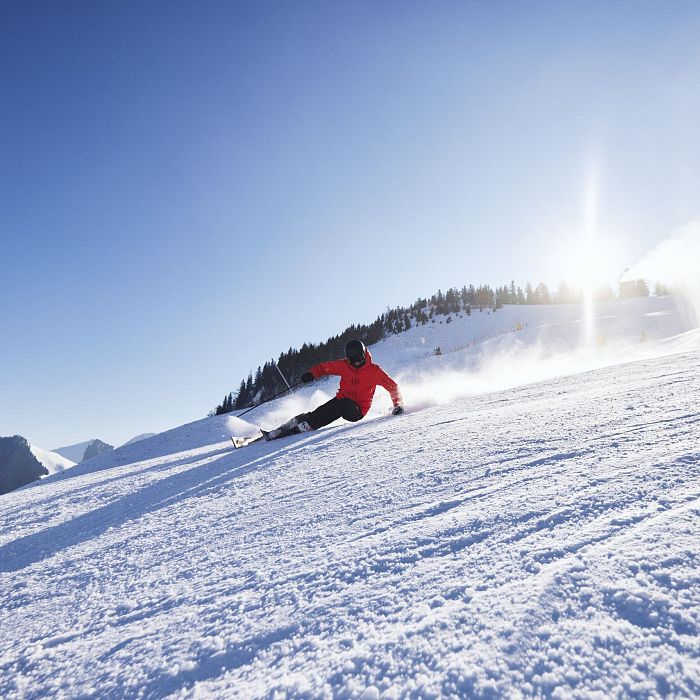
[262,339,404,440]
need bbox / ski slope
[1,299,699,698]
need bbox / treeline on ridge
[213,278,657,414]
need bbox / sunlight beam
[581,158,600,346]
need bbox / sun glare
[580,159,600,345]
[568,235,613,294]
[558,159,613,296]
[578,160,600,292]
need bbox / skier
[262,339,404,440]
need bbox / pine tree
[234,380,248,409]
[435,289,446,315]
[555,282,573,304]
[619,278,649,299]
[593,283,615,302]
[535,282,552,304]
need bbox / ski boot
[261,414,313,441]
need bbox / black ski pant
[303,397,363,430]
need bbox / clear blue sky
[2,1,699,449]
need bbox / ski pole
[236,381,304,419]
[275,362,293,391]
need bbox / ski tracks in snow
[1,352,699,698]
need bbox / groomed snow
[1,300,699,699]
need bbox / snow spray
[385,323,696,417]
[226,389,333,435]
[621,221,700,329]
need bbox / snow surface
[121,433,158,448]
[28,444,76,476]
[2,299,699,699]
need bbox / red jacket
[310,349,402,416]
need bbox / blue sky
[2,1,699,448]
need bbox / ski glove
[301,372,315,383]
[392,405,404,415]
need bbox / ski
[231,434,265,449]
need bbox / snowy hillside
[1,298,699,698]
[28,444,75,476]
[374,295,685,375]
[121,433,158,447]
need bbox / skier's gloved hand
[301,372,315,383]
[392,405,404,415]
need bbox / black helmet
[345,339,366,366]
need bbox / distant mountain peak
[53,440,94,463]
[0,435,48,495]
[29,444,76,476]
[82,439,114,462]
[54,439,117,463]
